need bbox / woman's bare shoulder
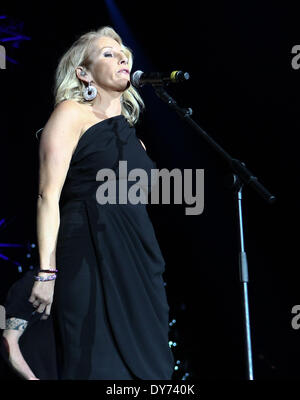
[40,100,85,144]
[57,100,100,135]
[45,100,88,136]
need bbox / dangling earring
[83,81,97,101]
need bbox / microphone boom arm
[152,84,275,204]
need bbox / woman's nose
[119,54,128,65]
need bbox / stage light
[0,15,31,66]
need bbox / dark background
[0,0,298,380]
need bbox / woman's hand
[28,277,55,320]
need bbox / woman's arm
[29,100,82,319]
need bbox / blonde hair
[53,26,145,126]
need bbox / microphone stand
[151,84,276,381]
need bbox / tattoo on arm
[5,317,28,331]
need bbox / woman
[27,25,174,380]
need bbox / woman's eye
[104,52,113,57]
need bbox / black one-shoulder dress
[53,114,175,380]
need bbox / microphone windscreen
[131,70,143,88]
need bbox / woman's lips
[118,69,129,74]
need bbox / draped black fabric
[54,115,175,380]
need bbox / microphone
[131,70,190,88]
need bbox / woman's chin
[115,78,131,91]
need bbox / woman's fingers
[28,293,50,315]
[36,303,46,314]
[41,303,52,320]
[29,296,39,308]
[28,293,36,304]
[28,281,55,319]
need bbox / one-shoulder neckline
[79,114,126,144]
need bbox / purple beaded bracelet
[34,274,57,282]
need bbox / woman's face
[89,36,130,92]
